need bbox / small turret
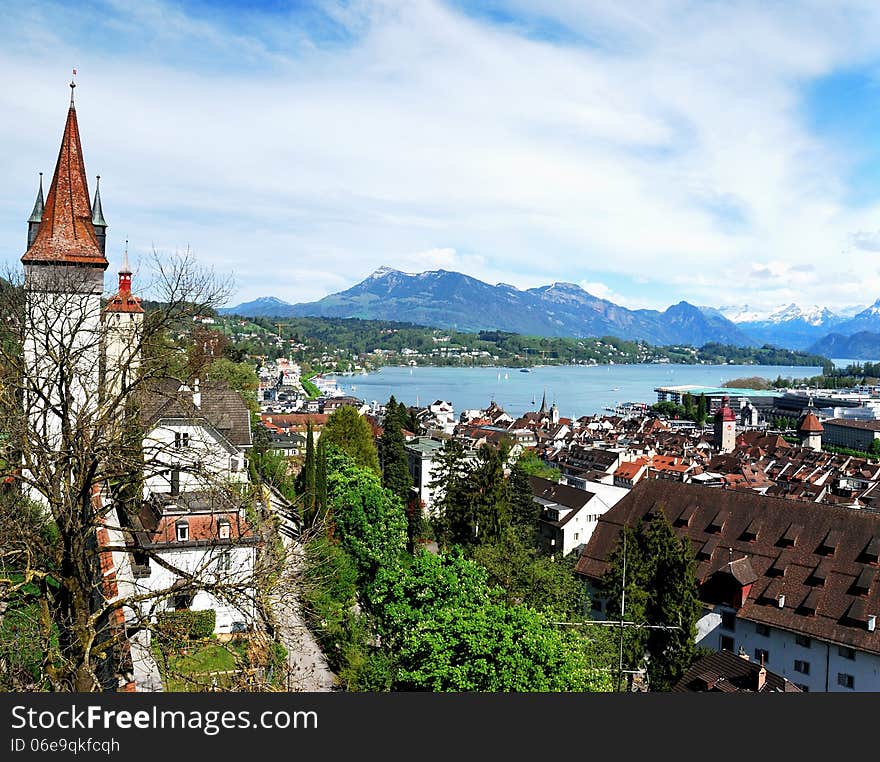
[91,175,107,256]
[27,173,44,250]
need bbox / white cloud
[3,0,880,311]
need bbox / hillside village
[9,82,880,697]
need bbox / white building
[139,379,252,496]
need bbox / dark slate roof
[823,419,880,432]
[575,479,880,655]
[672,650,801,693]
[530,476,594,511]
[139,378,252,448]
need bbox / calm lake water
[332,364,823,419]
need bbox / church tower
[21,83,109,451]
[713,396,736,453]
[102,243,144,401]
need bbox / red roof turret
[104,244,143,314]
[715,396,736,422]
[798,412,824,434]
[21,84,108,269]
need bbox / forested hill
[224,314,830,369]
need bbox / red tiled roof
[714,396,736,422]
[798,412,824,434]
[22,100,108,268]
[149,511,254,545]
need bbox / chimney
[869,615,876,633]
[777,594,785,609]
[756,663,767,692]
[192,377,201,409]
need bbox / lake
[332,363,824,419]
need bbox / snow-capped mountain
[715,303,848,350]
[720,303,843,326]
[717,304,774,323]
[763,304,840,327]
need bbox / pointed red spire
[22,87,108,268]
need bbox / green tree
[381,397,412,505]
[508,462,540,539]
[513,449,560,480]
[471,528,587,619]
[315,433,328,518]
[870,438,880,457]
[429,439,473,548]
[696,393,708,425]
[683,392,695,419]
[468,445,511,545]
[326,448,408,581]
[298,421,316,522]
[367,550,613,692]
[321,405,380,474]
[641,512,702,691]
[600,513,701,691]
[600,525,650,690]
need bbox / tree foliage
[321,406,380,474]
[600,511,702,691]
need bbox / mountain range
[222,267,880,357]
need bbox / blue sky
[4,0,880,315]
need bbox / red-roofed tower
[714,396,737,453]
[102,243,144,399]
[797,402,824,453]
[21,83,109,462]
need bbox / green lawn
[301,376,320,398]
[152,637,249,691]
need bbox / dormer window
[741,518,761,542]
[675,504,697,527]
[218,518,231,540]
[851,567,876,596]
[707,509,727,534]
[817,529,841,556]
[175,520,189,542]
[807,558,832,587]
[860,537,880,564]
[777,523,803,548]
[174,431,190,449]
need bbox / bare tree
[0,252,297,692]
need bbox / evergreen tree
[600,524,650,691]
[301,420,316,521]
[321,405,381,474]
[600,513,701,692]
[509,461,540,542]
[696,393,707,425]
[466,445,511,546]
[683,392,695,420]
[315,432,328,519]
[429,439,472,548]
[381,397,412,504]
[642,511,702,691]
